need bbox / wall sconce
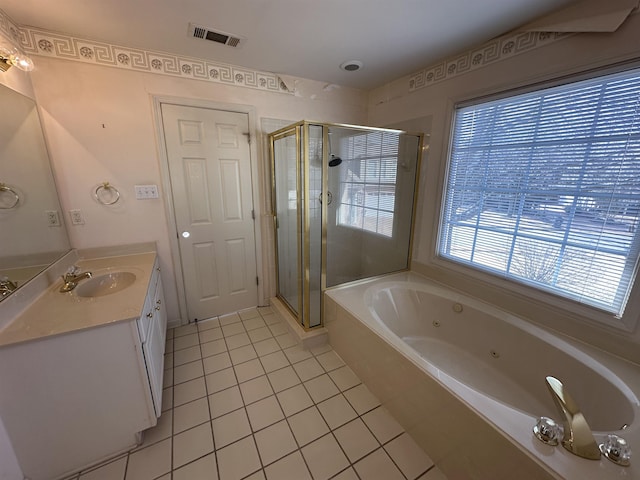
[0,38,34,72]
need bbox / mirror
[0,82,71,300]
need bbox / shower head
[328,155,342,167]
[327,130,342,167]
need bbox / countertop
[0,252,157,347]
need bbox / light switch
[135,185,159,199]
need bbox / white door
[161,103,258,321]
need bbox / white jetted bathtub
[324,271,640,480]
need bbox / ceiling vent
[188,23,245,48]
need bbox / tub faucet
[59,266,92,292]
[0,276,18,297]
[545,376,601,460]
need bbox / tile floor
[65,306,448,480]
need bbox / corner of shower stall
[269,121,423,332]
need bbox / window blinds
[439,67,640,316]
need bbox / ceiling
[2,0,577,90]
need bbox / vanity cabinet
[0,257,166,480]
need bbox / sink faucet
[59,266,92,293]
[0,276,18,297]
[545,376,601,460]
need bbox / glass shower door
[272,129,300,316]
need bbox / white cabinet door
[143,275,166,417]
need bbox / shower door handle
[318,191,333,205]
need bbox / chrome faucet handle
[600,434,631,466]
[545,376,601,460]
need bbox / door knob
[181,231,190,238]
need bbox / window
[438,67,640,317]
[338,131,399,237]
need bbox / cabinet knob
[155,306,161,311]
[146,312,153,318]
[156,267,161,272]
[156,299,161,305]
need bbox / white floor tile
[283,345,313,364]
[315,350,345,372]
[222,322,246,337]
[292,357,324,382]
[205,367,238,394]
[234,358,265,383]
[353,448,404,480]
[267,366,300,392]
[173,377,207,407]
[172,423,214,469]
[239,308,260,320]
[304,374,339,403]
[174,333,199,351]
[259,351,289,373]
[268,322,288,337]
[246,395,285,432]
[199,327,223,344]
[244,470,266,480]
[173,360,204,385]
[334,418,379,463]
[162,368,173,388]
[162,387,173,411]
[243,317,267,331]
[225,332,251,350]
[164,352,173,370]
[229,344,258,365]
[209,385,243,418]
[202,352,232,375]
[126,438,171,480]
[216,436,262,480]
[275,333,297,349]
[288,407,330,447]
[172,452,218,480]
[248,326,273,343]
[239,375,274,405]
[254,420,297,465]
[173,345,202,366]
[200,339,227,358]
[343,383,380,415]
[384,433,434,479]
[212,408,252,448]
[276,384,314,417]
[79,456,126,480]
[362,407,404,444]
[301,434,349,480]
[253,338,281,357]
[219,312,242,326]
[174,324,198,338]
[418,467,449,480]
[262,313,281,325]
[331,467,360,480]
[317,394,358,430]
[310,343,332,356]
[264,451,312,480]
[328,366,361,391]
[197,318,220,331]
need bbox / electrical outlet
[69,209,85,225]
[45,210,60,226]
[134,184,159,199]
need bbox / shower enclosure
[269,122,422,329]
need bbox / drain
[490,350,500,358]
[452,303,463,313]
[432,320,441,327]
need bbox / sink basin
[75,271,136,298]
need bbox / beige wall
[28,56,367,323]
[368,15,640,362]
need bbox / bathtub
[324,271,640,480]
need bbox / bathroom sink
[75,272,137,298]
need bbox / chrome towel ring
[0,183,19,209]
[94,182,120,205]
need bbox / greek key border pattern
[0,4,291,95]
[408,31,571,92]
